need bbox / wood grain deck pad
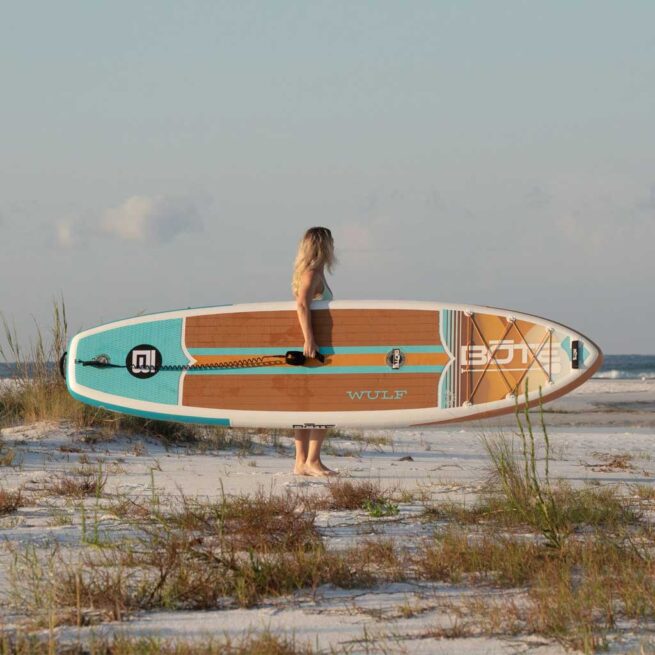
[182,373,440,411]
[185,309,439,348]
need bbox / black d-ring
[59,352,67,381]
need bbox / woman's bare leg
[304,429,337,476]
[294,428,310,475]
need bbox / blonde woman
[291,227,337,476]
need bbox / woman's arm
[296,269,319,357]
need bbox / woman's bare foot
[303,461,338,477]
[293,465,309,476]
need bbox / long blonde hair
[291,227,336,297]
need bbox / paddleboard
[64,301,602,428]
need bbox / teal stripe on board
[188,345,446,356]
[440,309,458,410]
[439,309,450,409]
[187,365,445,376]
[448,310,453,406]
[561,336,571,362]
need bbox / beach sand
[1,378,654,653]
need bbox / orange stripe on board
[190,352,450,368]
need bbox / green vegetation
[362,498,400,517]
[482,383,563,547]
[8,454,655,654]
[311,478,393,511]
[46,463,108,499]
[0,631,315,655]
[0,298,78,426]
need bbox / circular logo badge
[386,348,405,370]
[126,344,162,379]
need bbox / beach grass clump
[0,299,83,427]
[415,525,655,652]
[10,533,375,623]
[0,487,23,515]
[46,464,108,499]
[420,499,492,524]
[105,494,153,521]
[105,419,250,452]
[160,490,320,553]
[0,631,316,655]
[105,489,320,552]
[79,417,255,452]
[0,441,17,466]
[423,460,637,536]
[416,527,546,587]
[549,482,638,529]
[475,384,641,546]
[0,299,119,431]
[103,415,201,444]
[423,479,639,534]
[8,487,386,625]
[481,388,563,548]
[253,428,292,454]
[196,427,255,454]
[520,536,655,651]
[350,538,405,579]
[312,478,392,511]
[633,483,655,502]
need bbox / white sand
[1,379,654,653]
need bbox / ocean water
[0,362,57,379]
[1,356,654,380]
[594,354,655,380]
[0,363,15,379]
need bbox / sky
[1,1,654,354]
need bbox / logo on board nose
[126,344,162,379]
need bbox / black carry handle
[285,350,325,366]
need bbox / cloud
[55,220,77,248]
[102,195,203,243]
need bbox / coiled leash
[69,350,325,375]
